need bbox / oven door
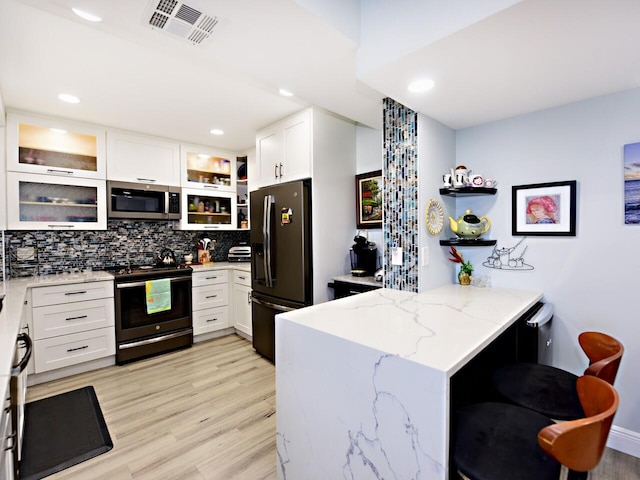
[115,275,192,342]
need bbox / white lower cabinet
[232,270,252,337]
[31,280,115,374]
[192,270,230,336]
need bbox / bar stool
[452,375,619,480]
[492,331,623,420]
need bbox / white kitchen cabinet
[192,270,230,336]
[1,380,12,480]
[180,143,237,193]
[255,108,311,188]
[106,129,180,186]
[236,155,249,230]
[31,281,115,374]
[6,111,106,179]
[181,188,236,231]
[6,172,106,230]
[232,270,252,338]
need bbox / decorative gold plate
[426,198,444,235]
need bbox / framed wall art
[355,170,382,229]
[512,180,577,236]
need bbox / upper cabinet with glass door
[7,112,106,179]
[180,144,237,193]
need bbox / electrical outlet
[392,246,403,266]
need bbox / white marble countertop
[331,274,382,287]
[190,261,250,273]
[278,284,543,376]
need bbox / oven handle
[11,333,32,376]
[118,329,193,350]
[116,276,191,289]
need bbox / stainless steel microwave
[107,181,181,220]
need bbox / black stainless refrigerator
[250,179,312,362]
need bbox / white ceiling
[1,0,640,153]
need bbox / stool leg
[567,469,588,480]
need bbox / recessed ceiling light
[58,93,80,104]
[279,89,294,97]
[407,79,435,93]
[49,128,67,134]
[210,129,224,135]
[71,8,102,22]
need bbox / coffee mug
[484,178,498,188]
[453,173,466,187]
[470,174,484,187]
[442,173,452,187]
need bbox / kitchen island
[275,284,543,480]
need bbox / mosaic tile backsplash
[3,221,249,278]
[383,98,419,292]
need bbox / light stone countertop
[277,284,543,375]
[331,274,382,288]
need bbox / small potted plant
[449,246,473,285]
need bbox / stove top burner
[111,264,192,280]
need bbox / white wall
[455,87,640,455]
[355,124,383,266]
[418,114,457,291]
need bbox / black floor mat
[19,386,113,480]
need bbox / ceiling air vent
[144,0,218,45]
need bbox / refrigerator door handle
[263,194,274,288]
[251,295,296,313]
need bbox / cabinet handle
[67,345,89,352]
[66,315,88,321]
[65,291,87,296]
[274,163,279,179]
[205,294,218,299]
[48,224,75,228]
[279,162,283,177]
[206,276,218,280]
[136,178,157,183]
[247,291,251,304]
[203,184,220,190]
[203,226,220,229]
[238,275,246,280]
[206,318,218,323]
[46,168,74,175]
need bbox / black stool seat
[453,402,560,480]
[493,363,585,420]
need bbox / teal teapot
[449,209,491,239]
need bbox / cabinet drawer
[233,270,251,287]
[32,280,114,307]
[33,298,115,340]
[34,327,115,373]
[193,306,229,335]
[192,269,229,287]
[192,283,228,310]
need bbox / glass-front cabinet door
[180,144,237,193]
[7,172,107,230]
[7,112,106,179]
[181,188,236,231]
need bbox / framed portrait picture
[512,180,577,236]
[355,170,382,229]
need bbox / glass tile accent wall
[383,97,419,292]
[3,221,249,278]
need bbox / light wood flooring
[26,334,640,480]
[26,335,277,480]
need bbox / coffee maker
[350,234,378,277]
